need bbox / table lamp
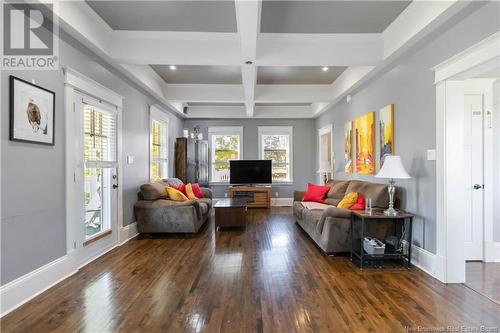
[317,160,332,184]
[375,155,411,216]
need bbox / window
[150,107,169,182]
[258,127,293,183]
[208,127,243,183]
[83,102,117,239]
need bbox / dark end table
[214,198,249,230]
[350,209,414,269]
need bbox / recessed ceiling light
[322,66,329,72]
[169,65,177,70]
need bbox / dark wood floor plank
[1,207,500,332]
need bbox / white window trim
[149,105,170,182]
[208,126,243,185]
[258,126,293,184]
[318,124,334,183]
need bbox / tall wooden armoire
[175,138,209,187]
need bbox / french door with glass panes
[74,92,119,260]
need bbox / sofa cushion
[301,202,330,211]
[338,192,358,209]
[323,198,341,206]
[140,183,168,201]
[167,187,189,201]
[345,180,389,208]
[326,180,350,200]
[303,183,330,203]
[163,178,184,187]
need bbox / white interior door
[464,94,484,261]
[73,93,119,265]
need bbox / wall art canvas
[344,121,353,173]
[355,112,375,174]
[379,104,394,167]
[10,76,55,145]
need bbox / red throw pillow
[302,183,330,203]
[190,183,204,198]
[173,184,187,196]
[350,193,366,210]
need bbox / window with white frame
[150,107,169,182]
[208,127,243,183]
[258,126,293,182]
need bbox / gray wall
[1,32,182,284]
[183,119,317,198]
[315,1,500,253]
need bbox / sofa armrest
[325,206,352,219]
[294,191,305,202]
[201,187,213,199]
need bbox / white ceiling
[86,1,237,32]
[261,1,411,33]
[54,1,475,118]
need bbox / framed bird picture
[10,75,55,145]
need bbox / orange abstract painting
[344,122,353,173]
[355,112,376,174]
[379,104,394,167]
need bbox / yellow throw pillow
[166,187,189,202]
[185,183,199,200]
[337,192,359,209]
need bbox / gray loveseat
[293,180,397,254]
[134,178,212,233]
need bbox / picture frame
[9,75,55,145]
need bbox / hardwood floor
[2,207,500,332]
[466,262,500,305]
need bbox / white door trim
[63,67,125,260]
[434,32,500,283]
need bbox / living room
[1,1,500,332]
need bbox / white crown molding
[433,31,500,83]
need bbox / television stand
[228,185,271,209]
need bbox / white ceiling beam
[255,85,334,103]
[383,0,470,59]
[110,31,241,66]
[185,105,313,119]
[235,0,261,117]
[163,84,336,103]
[120,64,185,115]
[258,33,383,66]
[165,84,244,103]
[311,66,375,117]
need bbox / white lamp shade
[317,160,332,173]
[375,155,411,179]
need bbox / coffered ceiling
[52,1,477,118]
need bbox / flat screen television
[230,160,272,185]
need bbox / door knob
[473,184,483,190]
[112,184,119,189]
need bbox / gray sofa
[293,180,397,254]
[134,178,212,233]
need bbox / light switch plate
[127,155,134,164]
[427,149,436,161]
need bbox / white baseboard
[0,224,138,318]
[119,222,138,245]
[485,241,500,262]
[402,241,442,280]
[0,255,77,317]
[271,197,293,206]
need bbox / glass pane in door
[84,167,112,239]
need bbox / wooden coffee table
[214,198,249,230]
